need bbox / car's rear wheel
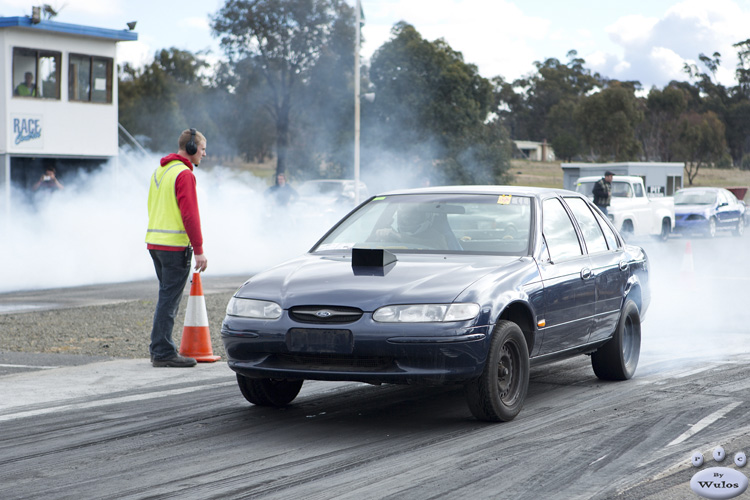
[620,220,634,238]
[591,300,641,380]
[236,374,303,407]
[654,218,670,241]
[465,320,529,422]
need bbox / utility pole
[354,0,361,205]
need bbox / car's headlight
[373,303,480,323]
[226,297,282,319]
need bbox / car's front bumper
[674,214,708,233]
[221,314,491,385]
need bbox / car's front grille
[289,305,364,324]
[272,353,393,371]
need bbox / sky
[4,0,750,89]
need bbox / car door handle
[619,260,628,271]
[581,267,592,279]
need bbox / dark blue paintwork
[222,186,650,386]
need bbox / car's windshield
[313,193,533,255]
[674,190,717,205]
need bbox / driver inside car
[372,205,453,249]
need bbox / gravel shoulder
[0,291,235,359]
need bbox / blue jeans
[596,204,608,216]
[149,248,192,360]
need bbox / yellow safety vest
[145,160,191,247]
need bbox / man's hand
[194,254,208,272]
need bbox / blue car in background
[673,187,746,238]
[222,186,650,422]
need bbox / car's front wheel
[591,300,641,380]
[465,320,529,422]
[705,217,717,238]
[734,218,744,237]
[236,374,303,407]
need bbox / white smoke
[635,234,750,375]
[0,152,341,293]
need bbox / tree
[495,50,602,142]
[674,111,727,185]
[365,22,506,186]
[292,1,359,178]
[119,48,213,153]
[212,0,351,181]
[546,99,581,162]
[576,83,643,161]
[639,85,687,161]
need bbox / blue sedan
[673,187,746,237]
[222,186,650,422]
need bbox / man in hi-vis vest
[146,128,208,367]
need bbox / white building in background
[561,162,685,196]
[513,140,555,162]
[0,13,137,214]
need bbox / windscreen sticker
[373,196,386,201]
[497,195,512,205]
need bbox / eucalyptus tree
[212,0,352,180]
[674,111,727,185]
[576,83,643,161]
[119,48,212,153]
[365,22,507,186]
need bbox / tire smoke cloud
[0,152,344,293]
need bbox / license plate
[287,329,353,354]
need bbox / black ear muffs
[186,128,197,155]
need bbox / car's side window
[592,209,619,250]
[633,182,645,198]
[542,198,583,261]
[564,197,609,253]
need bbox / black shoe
[152,354,197,368]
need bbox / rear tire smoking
[592,300,641,380]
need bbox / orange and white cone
[179,272,221,362]
[680,240,697,292]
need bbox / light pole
[354,0,361,205]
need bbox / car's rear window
[314,193,533,255]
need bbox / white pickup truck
[575,175,675,241]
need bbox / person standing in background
[145,128,208,368]
[264,172,299,207]
[593,171,614,216]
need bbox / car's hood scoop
[351,247,397,268]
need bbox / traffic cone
[179,272,221,362]
[680,240,697,292]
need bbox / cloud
[181,16,210,32]
[362,0,550,81]
[606,15,658,46]
[593,0,750,88]
[53,0,125,17]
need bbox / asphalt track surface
[1,234,749,499]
